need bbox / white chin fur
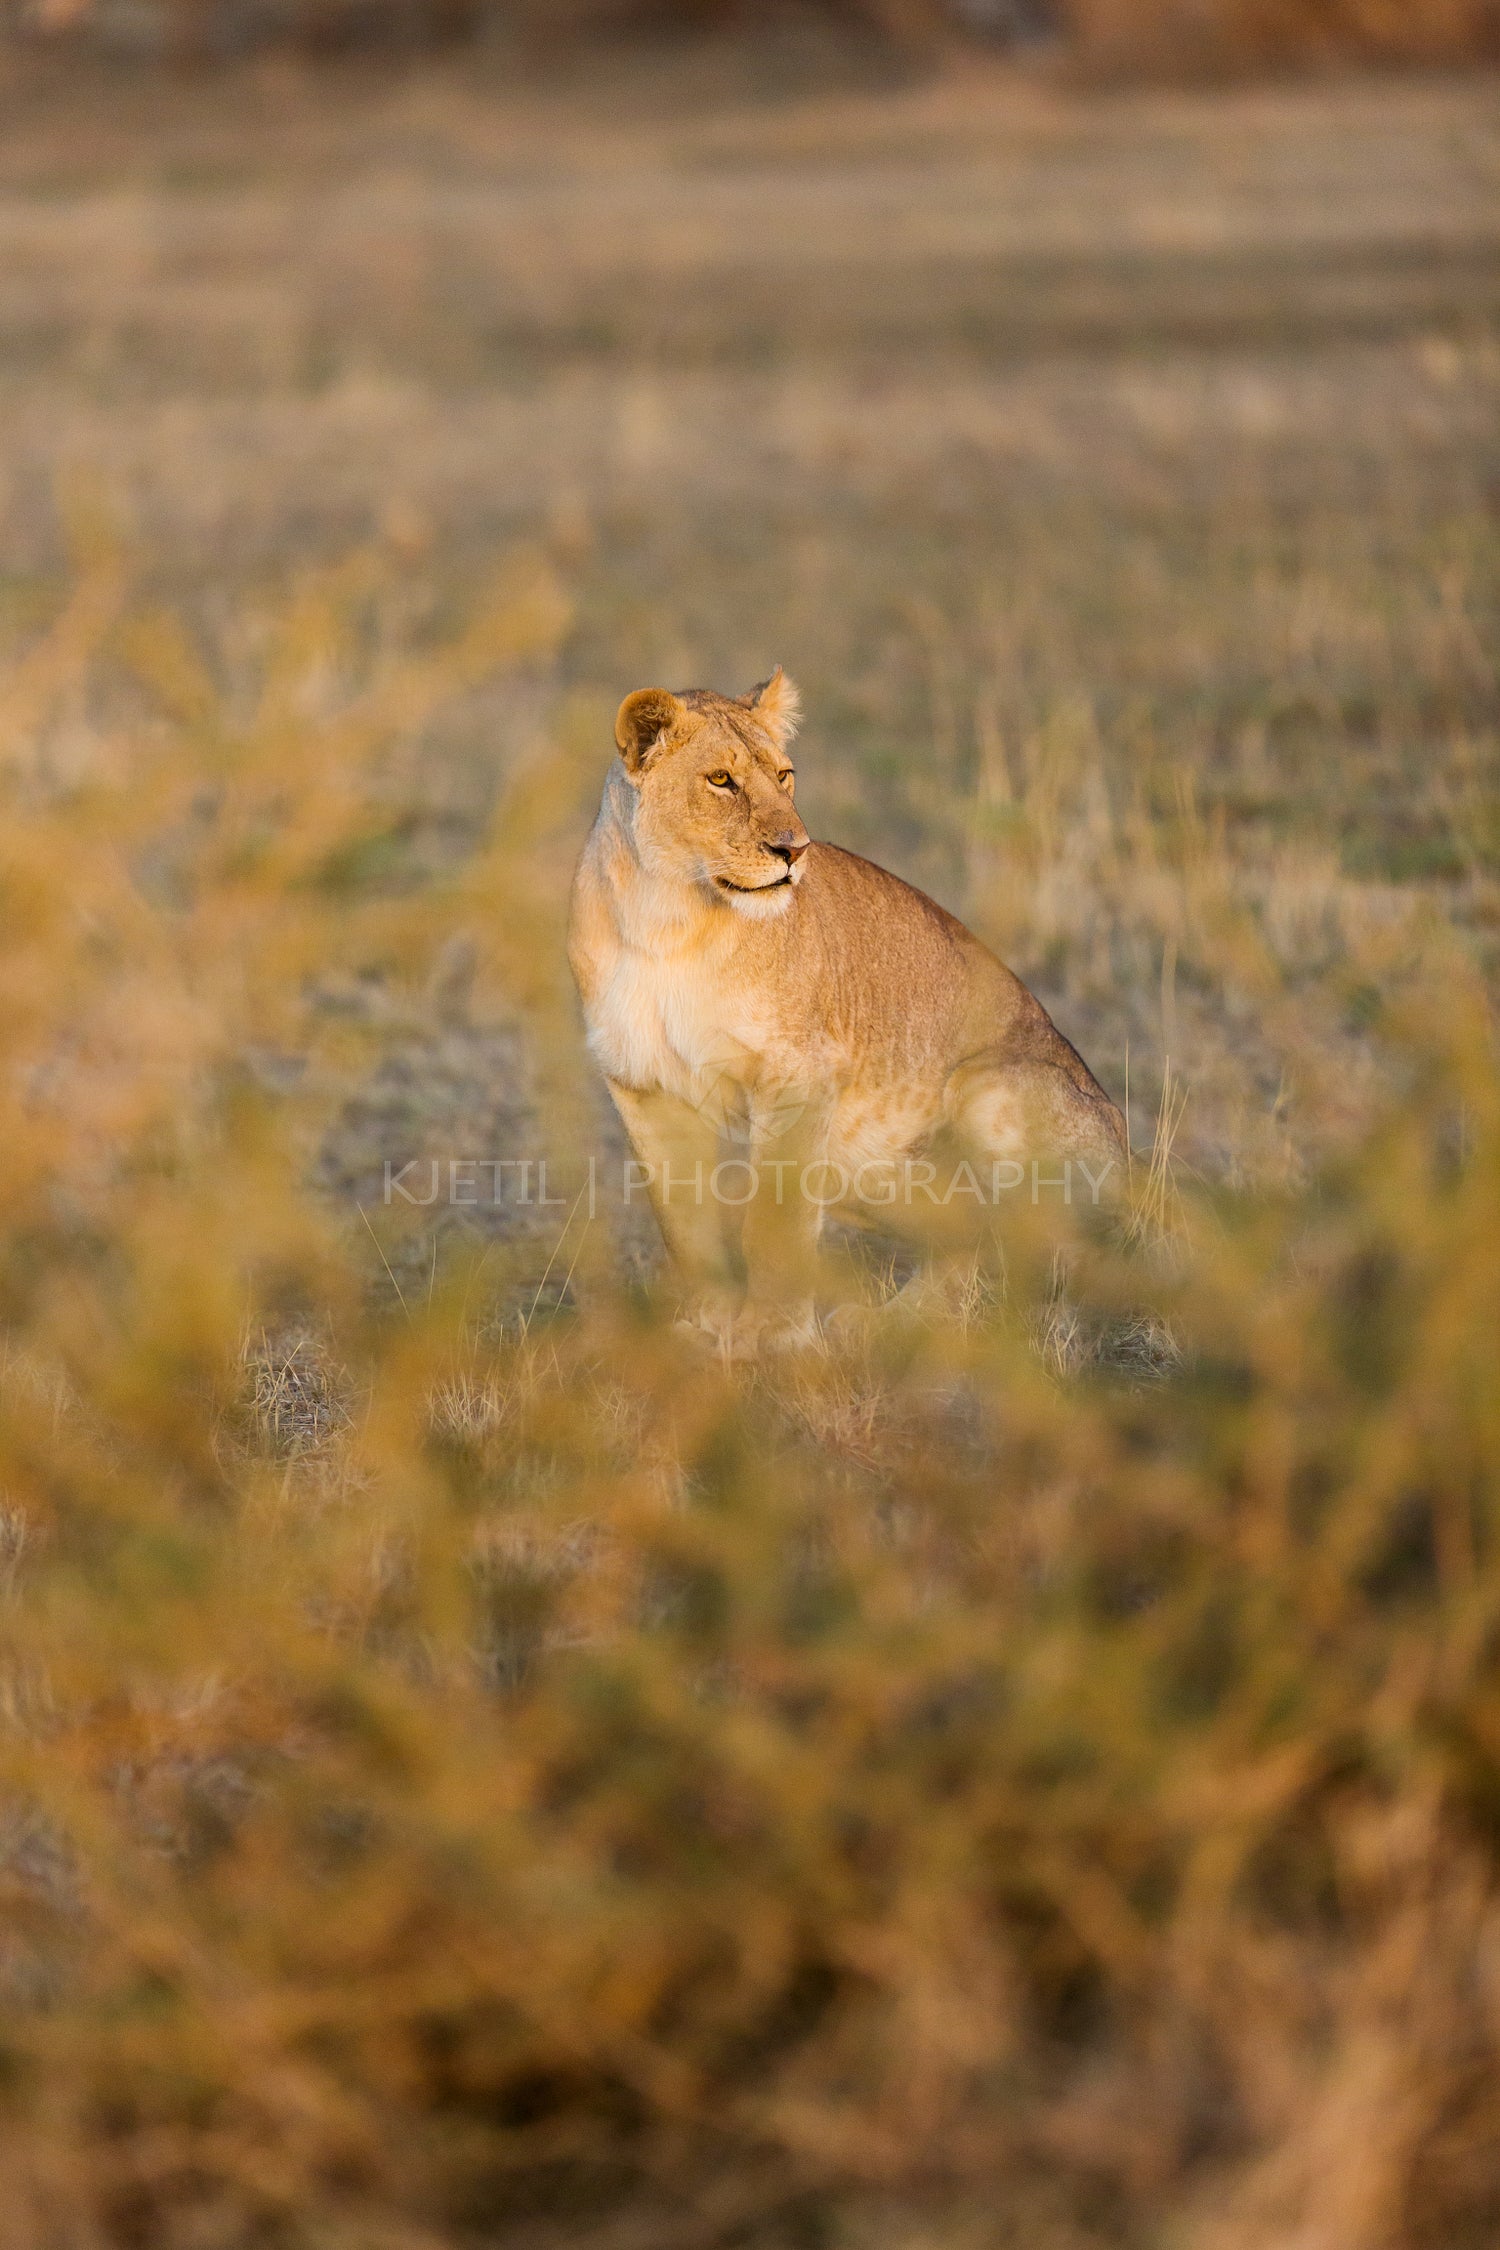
[725,882,795,920]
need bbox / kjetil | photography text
[381,1154,1120,1214]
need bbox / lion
[568,670,1126,1353]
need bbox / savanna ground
[0,38,1498,2250]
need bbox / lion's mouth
[715,873,792,894]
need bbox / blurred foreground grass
[0,53,1498,2250]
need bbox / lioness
[569,671,1125,1352]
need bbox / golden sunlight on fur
[569,674,1126,1353]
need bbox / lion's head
[613,670,810,920]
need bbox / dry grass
[0,49,1496,2250]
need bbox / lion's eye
[705,771,734,789]
[777,771,795,791]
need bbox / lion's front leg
[736,1091,837,1352]
[606,1080,739,1326]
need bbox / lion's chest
[585,941,778,1104]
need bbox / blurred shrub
[0,536,1496,2247]
[1060,0,1500,74]
[12,0,972,58]
[10,0,1500,65]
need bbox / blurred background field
[0,21,1498,2250]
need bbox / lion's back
[788,842,1034,1068]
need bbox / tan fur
[569,674,1126,1351]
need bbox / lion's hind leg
[942,1054,1179,1378]
[942,1053,1126,1210]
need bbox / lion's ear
[744,667,801,748]
[614,688,682,775]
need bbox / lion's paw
[675,1296,820,1362]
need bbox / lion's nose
[769,836,808,868]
